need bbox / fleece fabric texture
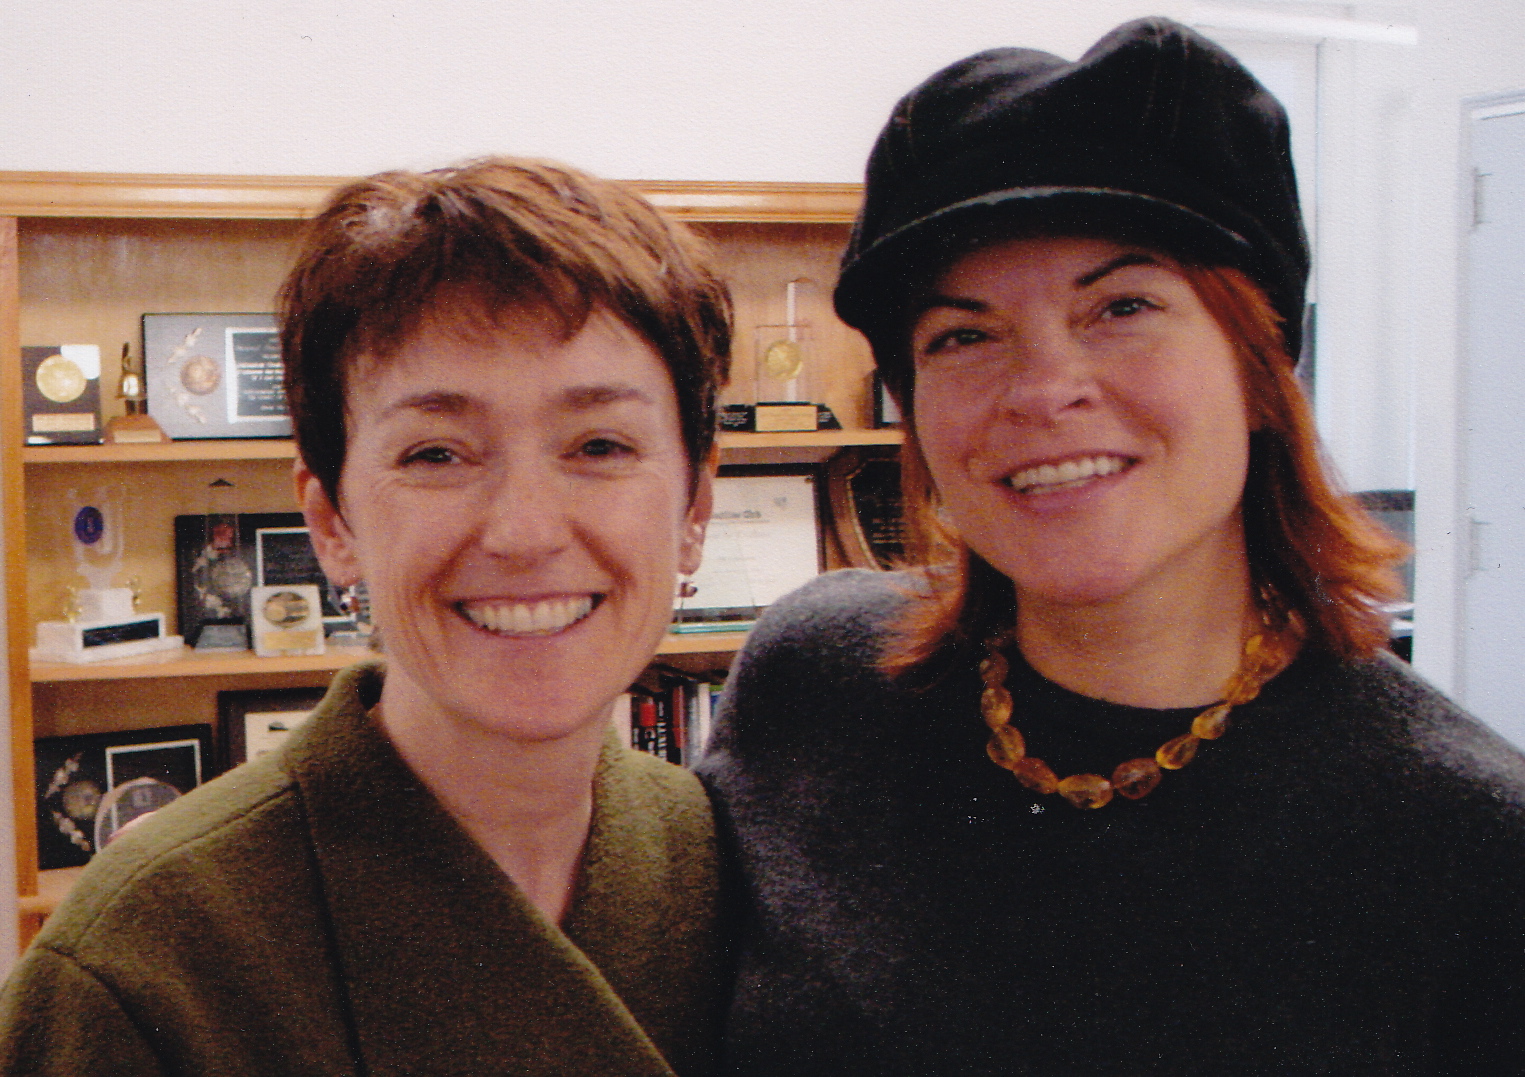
[696,569,1525,1076]
[0,662,728,1077]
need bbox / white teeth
[461,595,595,636]
[1010,455,1128,492]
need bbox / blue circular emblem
[73,506,105,546]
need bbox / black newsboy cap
[834,16,1311,361]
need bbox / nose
[993,326,1097,423]
[475,461,574,568]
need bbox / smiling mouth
[1006,454,1133,494]
[459,595,599,637]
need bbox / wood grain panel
[0,172,861,224]
[1,218,39,896]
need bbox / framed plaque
[674,465,824,629]
[826,447,906,571]
[22,345,102,445]
[35,724,215,869]
[218,686,325,769]
[143,313,290,439]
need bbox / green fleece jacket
[0,663,728,1076]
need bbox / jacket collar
[284,663,679,1077]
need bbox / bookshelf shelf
[30,632,749,683]
[22,428,903,466]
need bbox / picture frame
[142,313,289,439]
[825,447,906,571]
[218,686,326,770]
[674,464,825,629]
[35,724,216,870]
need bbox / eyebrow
[1075,252,1160,287]
[379,383,654,420]
[912,251,1166,322]
[559,384,654,410]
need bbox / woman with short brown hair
[0,158,733,1076]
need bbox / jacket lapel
[286,665,678,1077]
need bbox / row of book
[613,668,727,768]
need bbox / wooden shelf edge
[657,631,749,655]
[32,631,745,681]
[20,867,84,918]
[23,439,297,464]
[31,645,377,682]
[0,172,861,223]
[717,429,902,450]
[24,429,902,465]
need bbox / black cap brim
[834,186,1257,341]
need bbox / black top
[697,570,1525,1075]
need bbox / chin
[1002,559,1152,611]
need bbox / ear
[294,459,363,587]
[678,447,717,577]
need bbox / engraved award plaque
[249,584,325,657]
[22,344,102,445]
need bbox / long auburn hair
[882,262,1407,680]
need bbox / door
[1461,94,1525,748]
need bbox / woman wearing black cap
[698,17,1525,1074]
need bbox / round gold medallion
[35,354,87,403]
[262,590,310,628]
[181,355,221,395]
[761,339,805,381]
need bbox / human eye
[1097,295,1161,322]
[399,443,461,467]
[576,436,636,460]
[913,323,991,364]
[929,327,988,352]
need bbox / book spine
[633,692,660,757]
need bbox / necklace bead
[1111,757,1163,799]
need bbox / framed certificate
[674,465,824,628]
[218,686,325,769]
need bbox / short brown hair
[885,263,1407,679]
[279,157,732,506]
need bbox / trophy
[103,343,167,444]
[752,279,820,432]
[189,478,255,650]
[30,486,183,663]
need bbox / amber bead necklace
[979,614,1294,809]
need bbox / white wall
[1,0,1522,689]
[0,0,1185,181]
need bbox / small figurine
[103,343,167,444]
